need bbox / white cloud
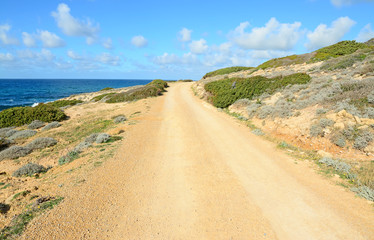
[0,24,19,45]
[131,35,148,48]
[38,30,65,48]
[67,50,83,60]
[17,49,55,62]
[189,39,208,54]
[22,32,36,47]
[230,18,302,50]
[51,3,99,43]
[152,52,199,65]
[0,53,14,62]
[305,17,356,50]
[331,0,374,7]
[102,38,113,49]
[97,52,121,66]
[356,24,374,42]
[178,28,192,42]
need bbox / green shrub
[58,151,79,165]
[146,79,169,90]
[257,54,312,69]
[91,93,116,102]
[204,73,311,108]
[99,87,114,91]
[12,163,47,177]
[203,66,253,79]
[46,100,83,108]
[106,86,162,103]
[311,40,368,62]
[0,104,66,128]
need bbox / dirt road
[23,83,374,239]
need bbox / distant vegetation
[99,87,114,91]
[0,104,67,128]
[311,40,369,62]
[203,66,253,79]
[91,93,116,102]
[46,100,83,108]
[105,79,168,103]
[204,73,311,108]
[257,54,313,70]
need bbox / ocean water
[0,79,153,111]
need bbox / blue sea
[0,79,153,111]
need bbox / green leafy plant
[0,104,66,128]
[204,73,311,108]
[203,66,253,79]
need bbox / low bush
[42,121,61,131]
[113,115,127,123]
[319,157,356,180]
[311,40,368,62]
[91,93,116,102]
[58,151,79,165]
[12,163,47,177]
[202,66,253,79]
[319,118,334,128]
[0,104,66,128]
[8,130,37,140]
[204,73,311,108]
[27,120,45,130]
[330,133,346,148]
[251,129,264,136]
[353,132,374,150]
[84,133,99,143]
[351,186,374,201]
[46,100,83,108]
[0,146,32,161]
[146,79,169,89]
[0,203,10,214]
[26,137,57,150]
[257,53,312,69]
[310,124,324,137]
[95,133,111,143]
[73,141,92,153]
[99,87,114,91]
[0,127,15,137]
[0,137,11,151]
[106,85,163,103]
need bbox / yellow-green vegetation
[320,53,367,70]
[257,54,312,69]
[0,197,64,239]
[203,66,253,79]
[0,104,66,128]
[99,87,114,91]
[106,79,168,103]
[311,40,369,62]
[46,100,83,108]
[204,73,311,108]
[91,93,116,102]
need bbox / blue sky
[0,0,373,80]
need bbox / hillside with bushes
[193,38,374,201]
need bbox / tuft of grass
[203,66,253,79]
[0,197,63,239]
[204,73,311,108]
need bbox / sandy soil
[22,83,374,239]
